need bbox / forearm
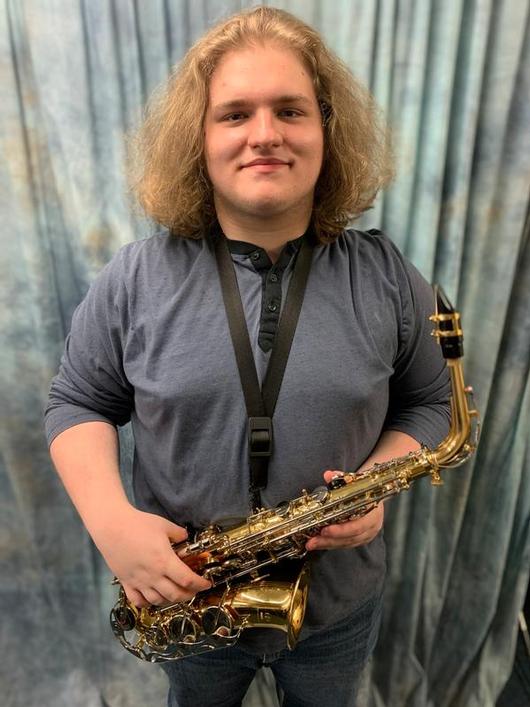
[49,420,132,539]
[356,429,421,473]
[49,420,209,605]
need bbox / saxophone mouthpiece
[434,284,454,316]
[430,284,464,359]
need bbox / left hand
[305,470,384,551]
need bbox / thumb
[323,469,345,484]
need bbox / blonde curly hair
[130,6,394,243]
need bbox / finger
[320,520,378,539]
[164,522,188,544]
[141,587,168,606]
[122,584,151,609]
[155,577,196,604]
[306,517,382,549]
[322,504,384,537]
[306,531,377,551]
[323,470,344,483]
[165,560,212,593]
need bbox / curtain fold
[1,2,528,705]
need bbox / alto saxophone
[110,286,480,662]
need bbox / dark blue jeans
[161,593,382,707]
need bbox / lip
[245,163,288,173]
[242,158,290,168]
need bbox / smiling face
[204,43,324,231]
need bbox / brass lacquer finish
[110,286,479,662]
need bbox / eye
[223,113,247,122]
[278,109,302,118]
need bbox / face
[204,44,324,226]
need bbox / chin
[247,204,290,219]
[242,194,293,216]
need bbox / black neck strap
[214,232,315,509]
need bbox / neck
[215,206,312,264]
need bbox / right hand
[92,505,211,608]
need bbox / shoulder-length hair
[130,6,394,243]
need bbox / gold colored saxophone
[110,286,480,662]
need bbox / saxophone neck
[428,285,480,469]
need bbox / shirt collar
[209,220,312,259]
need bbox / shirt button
[267,301,278,313]
[269,273,279,283]
[251,252,260,261]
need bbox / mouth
[244,163,289,173]
[242,159,291,169]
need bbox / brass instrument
[110,286,479,662]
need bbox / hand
[92,504,211,608]
[305,470,384,551]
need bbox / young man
[45,7,450,706]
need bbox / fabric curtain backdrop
[1,1,529,705]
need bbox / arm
[307,238,451,552]
[306,430,419,551]
[50,421,210,606]
[50,421,210,607]
[46,254,209,607]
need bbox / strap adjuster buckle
[248,417,273,457]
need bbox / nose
[247,109,283,149]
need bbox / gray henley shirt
[45,227,450,651]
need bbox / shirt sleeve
[44,250,134,447]
[381,241,451,448]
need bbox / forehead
[208,44,317,106]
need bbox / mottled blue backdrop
[1,1,529,706]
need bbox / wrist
[85,496,135,543]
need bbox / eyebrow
[212,94,314,113]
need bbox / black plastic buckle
[248,416,273,457]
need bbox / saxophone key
[202,562,223,581]
[275,500,290,516]
[201,606,235,638]
[144,625,169,650]
[222,555,242,570]
[327,476,346,490]
[112,605,137,632]
[168,614,200,644]
[310,486,329,503]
